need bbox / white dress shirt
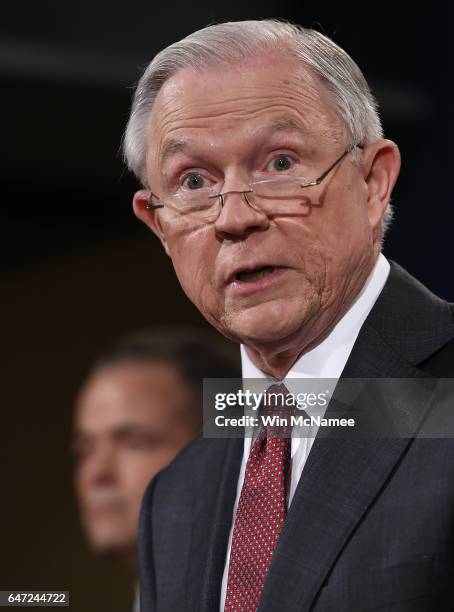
[219,254,390,610]
[133,584,140,612]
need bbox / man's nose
[84,443,117,485]
[214,187,270,238]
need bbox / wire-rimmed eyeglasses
[146,143,363,222]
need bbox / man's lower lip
[227,267,288,293]
[88,504,123,515]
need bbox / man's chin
[222,299,313,347]
[86,530,135,560]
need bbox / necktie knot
[259,383,293,438]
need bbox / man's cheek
[195,275,224,324]
[173,258,207,304]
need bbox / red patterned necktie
[224,384,292,612]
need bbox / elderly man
[124,20,454,612]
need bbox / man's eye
[183,173,205,190]
[72,441,93,462]
[119,434,157,450]
[270,155,293,172]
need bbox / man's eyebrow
[250,116,311,138]
[160,138,189,165]
[261,117,304,132]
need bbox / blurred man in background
[73,328,240,610]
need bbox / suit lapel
[186,436,243,612]
[258,339,431,611]
[259,263,454,612]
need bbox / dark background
[2,2,452,610]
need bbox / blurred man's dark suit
[139,262,454,612]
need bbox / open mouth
[235,266,276,282]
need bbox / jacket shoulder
[368,262,454,370]
[419,304,454,376]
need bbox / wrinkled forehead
[146,54,346,168]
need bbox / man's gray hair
[123,19,393,233]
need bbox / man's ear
[132,189,171,256]
[362,139,401,231]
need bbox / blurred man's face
[73,361,197,558]
[134,54,396,359]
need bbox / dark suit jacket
[139,262,454,611]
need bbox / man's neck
[243,318,338,379]
[105,545,138,581]
[243,254,387,379]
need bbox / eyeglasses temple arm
[311,143,364,187]
[146,192,164,209]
